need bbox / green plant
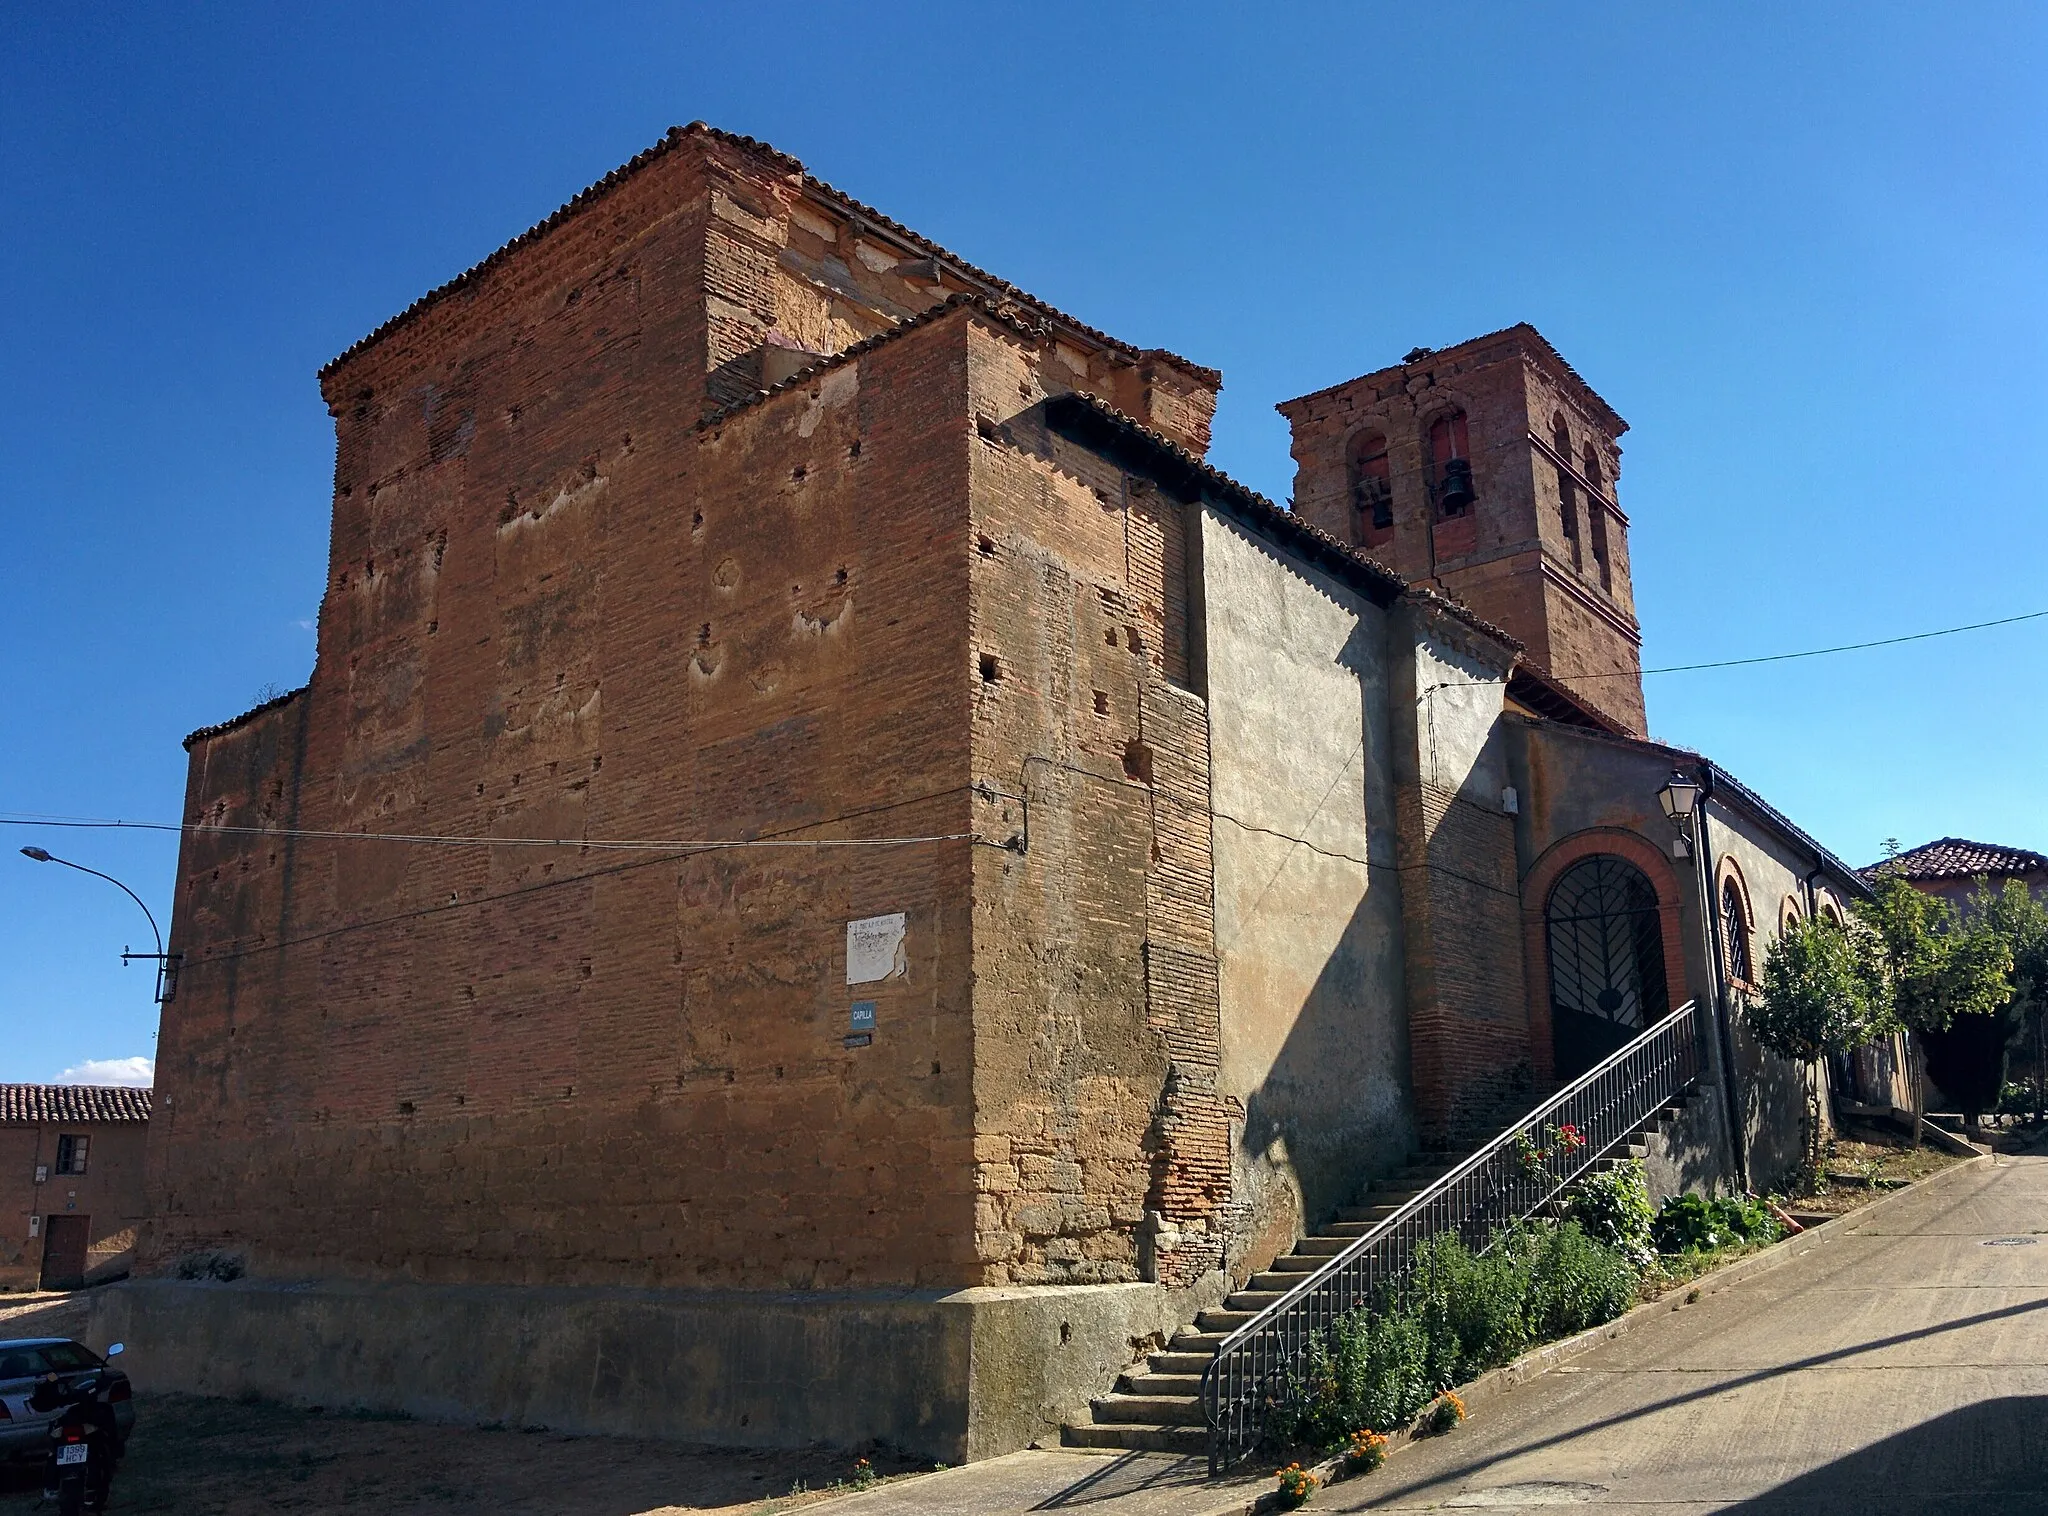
[1420,1391,1466,1435]
[1274,1463,1317,1506]
[1263,1221,1640,1450]
[1346,1427,1389,1472]
[1745,914,1895,1187]
[1652,1192,1782,1254]
[1565,1160,1656,1266]
[848,1457,878,1491]
[1523,1219,1642,1336]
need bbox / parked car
[0,1340,134,1466]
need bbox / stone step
[1089,1392,1203,1426]
[1171,1329,1228,1353]
[1295,1236,1353,1256]
[1147,1350,1216,1375]
[1225,1288,1287,1311]
[1197,1307,1258,1332]
[1266,1252,1324,1271]
[1248,1269,1315,1293]
[1062,1422,1208,1455]
[1121,1370,1204,1396]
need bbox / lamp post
[18,847,180,1002]
[1656,769,1701,856]
[1651,768,1749,1190]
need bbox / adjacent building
[2,1085,151,1292]
[109,124,1861,1459]
[1869,837,2048,910]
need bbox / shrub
[1565,1160,1656,1266]
[1346,1428,1389,1472]
[1524,1219,1642,1337]
[1421,1391,1466,1435]
[1264,1221,1640,1449]
[1652,1192,1782,1254]
[1274,1463,1317,1507]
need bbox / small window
[1721,878,1752,985]
[1348,431,1392,537]
[1428,410,1473,517]
[1583,443,1612,590]
[1552,416,1581,568]
[54,1134,89,1175]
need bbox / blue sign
[850,1001,877,1032]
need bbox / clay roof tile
[0,1084,152,1125]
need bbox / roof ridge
[0,1083,153,1124]
[185,684,307,751]
[1277,321,1626,435]
[319,123,1218,392]
[1043,390,1523,653]
[696,293,1047,430]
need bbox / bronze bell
[1438,458,1477,513]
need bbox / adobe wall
[959,323,1226,1295]
[1199,510,1416,1270]
[0,1121,150,1291]
[153,276,985,1293]
[1387,602,1530,1147]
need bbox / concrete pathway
[793,1448,1261,1516]
[803,1151,2048,1516]
[1332,1149,2048,1513]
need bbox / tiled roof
[1866,838,2048,882]
[320,123,1216,388]
[698,292,1041,430]
[1277,322,1627,436]
[184,684,305,751]
[0,1085,152,1125]
[1042,390,1523,654]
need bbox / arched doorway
[1546,854,1670,1080]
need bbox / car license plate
[56,1443,89,1466]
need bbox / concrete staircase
[1061,1103,1686,1456]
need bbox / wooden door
[40,1215,90,1290]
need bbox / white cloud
[58,1057,154,1087]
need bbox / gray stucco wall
[91,1272,1224,1462]
[1199,509,1415,1271]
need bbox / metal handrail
[1201,1000,1704,1471]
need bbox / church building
[110,124,1864,1460]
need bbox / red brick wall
[153,252,990,1288]
[962,325,1227,1288]
[1279,330,1647,736]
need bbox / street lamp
[1656,769,1701,857]
[18,847,180,1002]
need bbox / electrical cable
[0,813,973,851]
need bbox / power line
[0,815,973,852]
[1425,606,2048,691]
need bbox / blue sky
[4,3,2045,1083]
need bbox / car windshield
[35,1343,101,1372]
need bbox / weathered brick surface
[1279,326,1646,736]
[960,326,1226,1288]
[154,128,1228,1301]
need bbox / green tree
[1968,878,2048,1123]
[1744,914,1894,1188]
[1858,870,2015,1138]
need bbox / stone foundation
[90,1271,1224,1462]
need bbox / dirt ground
[1789,1122,1969,1217]
[0,1294,925,1516]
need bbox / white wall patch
[846,913,907,984]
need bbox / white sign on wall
[846,913,908,984]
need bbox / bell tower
[1277,325,1646,736]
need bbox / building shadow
[1715,1396,2048,1513]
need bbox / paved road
[1334,1151,2048,1513]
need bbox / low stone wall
[90,1272,1224,1462]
